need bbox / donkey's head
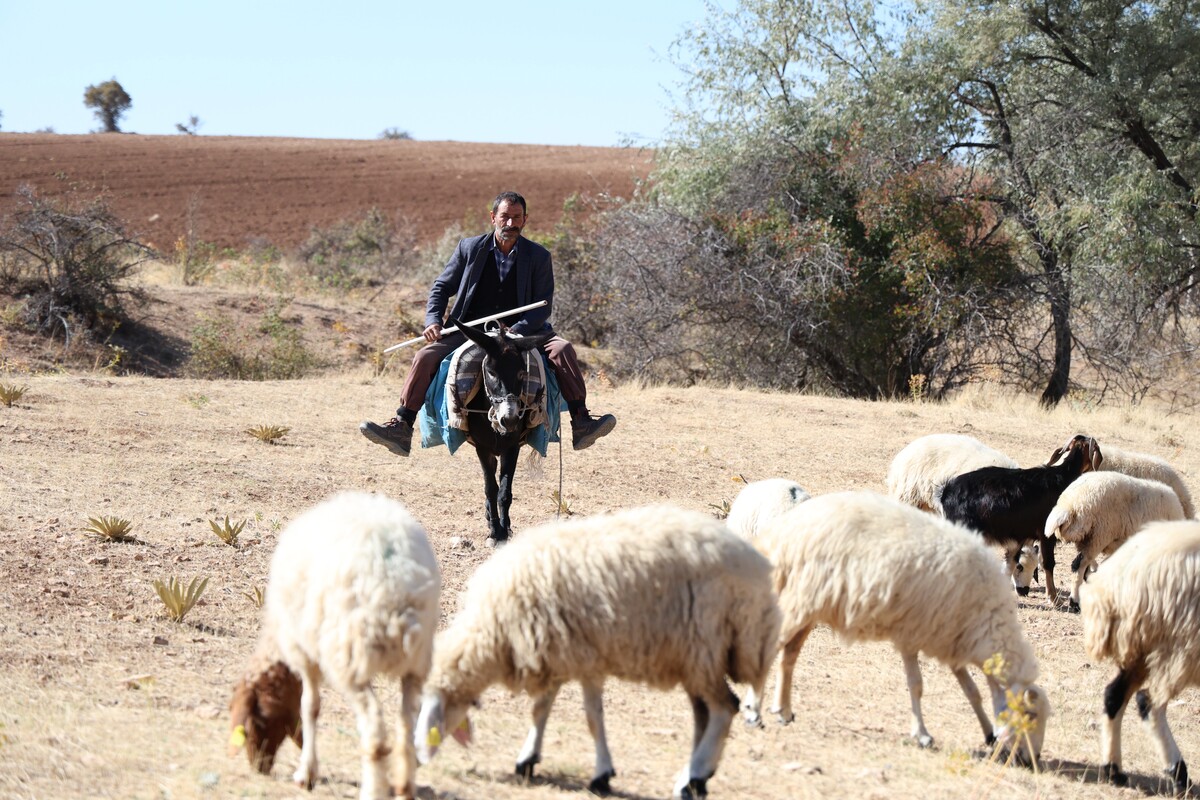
[450,317,553,435]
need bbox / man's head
[491,191,527,248]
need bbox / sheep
[939,434,1103,604]
[228,491,441,800]
[1080,519,1200,792]
[1099,444,1195,519]
[747,490,1051,764]
[725,478,810,540]
[1045,472,1186,612]
[413,504,781,800]
[228,652,304,775]
[884,433,1039,594]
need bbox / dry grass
[1,374,1198,799]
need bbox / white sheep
[1045,472,1185,611]
[1099,444,1195,518]
[725,478,810,539]
[413,504,781,800]
[1080,519,1200,792]
[228,492,441,800]
[748,491,1051,764]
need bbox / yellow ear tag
[229,725,247,749]
[426,726,442,747]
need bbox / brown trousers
[399,331,587,415]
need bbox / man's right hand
[423,323,442,343]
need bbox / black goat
[939,434,1103,604]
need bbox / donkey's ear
[450,317,501,357]
[509,330,554,352]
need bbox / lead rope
[556,417,565,519]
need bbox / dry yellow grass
[1,374,1197,799]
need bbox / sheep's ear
[1022,687,1042,714]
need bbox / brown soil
[0,133,653,251]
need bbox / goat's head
[228,660,304,774]
[450,317,553,435]
[1045,434,1103,474]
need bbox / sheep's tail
[1045,505,1079,543]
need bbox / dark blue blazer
[425,232,554,335]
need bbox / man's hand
[423,323,442,343]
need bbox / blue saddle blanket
[418,347,564,456]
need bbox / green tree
[83,78,132,133]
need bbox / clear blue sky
[0,1,710,147]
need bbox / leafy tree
[83,79,132,133]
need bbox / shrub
[153,576,208,623]
[378,127,412,140]
[0,383,29,407]
[298,208,415,290]
[187,296,317,379]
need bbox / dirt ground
[0,133,653,250]
[2,361,1199,800]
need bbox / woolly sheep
[1045,472,1185,612]
[940,434,1103,604]
[413,504,781,800]
[228,492,441,800]
[1099,444,1195,518]
[748,491,1051,763]
[1080,519,1200,792]
[726,478,810,539]
[885,433,1038,594]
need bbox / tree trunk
[1040,252,1071,407]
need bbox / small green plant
[83,514,135,542]
[981,653,1041,774]
[0,383,29,407]
[209,515,247,546]
[183,392,209,409]
[152,576,209,622]
[241,585,265,608]
[549,490,573,516]
[908,373,928,403]
[245,424,289,444]
[709,499,732,519]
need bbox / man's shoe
[571,413,616,451]
[359,417,413,456]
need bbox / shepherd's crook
[382,300,549,354]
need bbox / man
[360,190,616,456]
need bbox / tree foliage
[83,79,132,133]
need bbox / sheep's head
[1046,435,1103,474]
[1011,542,1040,597]
[228,660,304,774]
[414,690,474,765]
[995,683,1051,768]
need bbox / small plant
[709,499,732,519]
[0,383,29,407]
[183,392,209,409]
[908,373,928,403]
[83,514,135,542]
[981,653,1041,773]
[549,490,573,516]
[241,585,266,608]
[209,515,247,546]
[152,576,209,622]
[245,424,289,444]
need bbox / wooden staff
[382,300,549,354]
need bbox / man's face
[491,200,527,245]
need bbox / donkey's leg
[475,449,503,541]
[496,445,521,540]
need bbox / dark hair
[492,191,527,214]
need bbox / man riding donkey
[360,190,616,455]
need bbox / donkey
[450,316,554,545]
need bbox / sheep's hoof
[1067,598,1081,614]
[984,732,997,747]
[587,769,615,796]
[292,769,317,791]
[1100,762,1127,786]
[770,706,794,725]
[743,710,763,728]
[1168,760,1189,793]
[917,734,934,749]
[678,777,708,799]
[515,755,539,780]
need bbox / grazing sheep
[749,491,1051,764]
[413,504,780,800]
[887,433,1019,513]
[726,478,810,539]
[1099,444,1195,519]
[939,434,1103,604]
[228,492,441,800]
[1080,519,1200,792]
[1045,472,1186,612]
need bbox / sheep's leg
[674,687,737,799]
[1137,690,1189,793]
[475,450,504,542]
[952,667,995,746]
[769,625,812,724]
[901,651,933,748]
[393,673,422,800]
[581,680,616,795]
[294,666,322,791]
[1069,550,1093,614]
[496,445,520,540]
[1099,666,1145,786]
[515,684,560,780]
[1040,535,1059,602]
[346,684,390,800]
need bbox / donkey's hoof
[587,769,615,796]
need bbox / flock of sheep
[225,432,1199,800]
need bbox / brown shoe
[359,417,413,456]
[571,413,616,451]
